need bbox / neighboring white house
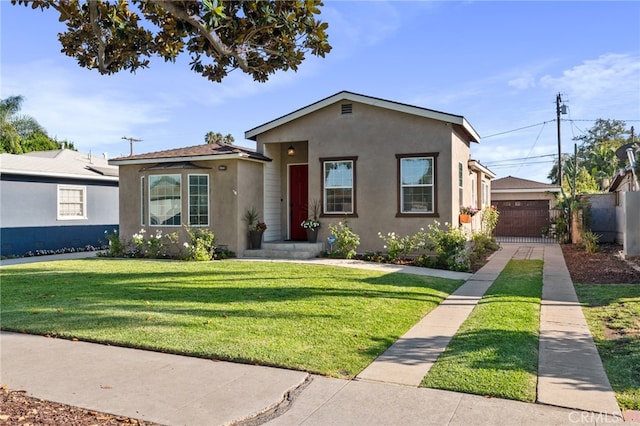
[608,166,640,256]
[0,149,119,257]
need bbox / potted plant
[301,199,321,242]
[459,205,479,224]
[245,207,267,249]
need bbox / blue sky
[2,1,639,183]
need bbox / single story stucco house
[110,91,495,257]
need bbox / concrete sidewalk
[0,331,609,426]
[0,244,632,425]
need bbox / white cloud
[540,53,640,118]
[2,60,171,150]
[508,73,536,90]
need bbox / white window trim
[140,176,146,226]
[57,184,87,220]
[188,174,210,227]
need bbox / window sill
[395,213,439,218]
[320,213,359,218]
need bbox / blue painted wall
[1,174,119,257]
[1,224,118,257]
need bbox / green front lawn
[421,260,543,402]
[575,284,640,410]
[0,259,463,378]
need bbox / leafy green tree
[12,0,331,83]
[205,131,234,145]
[0,96,24,154]
[575,119,629,182]
[548,119,633,192]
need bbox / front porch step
[243,241,324,260]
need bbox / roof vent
[341,103,353,115]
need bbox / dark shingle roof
[109,143,271,164]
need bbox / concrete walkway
[0,245,631,425]
[356,244,519,386]
[538,244,621,416]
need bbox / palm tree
[204,131,234,145]
[1,95,56,154]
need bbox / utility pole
[555,93,567,185]
[122,136,142,156]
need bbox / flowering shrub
[103,229,178,259]
[183,228,216,261]
[22,245,105,258]
[460,205,479,216]
[377,231,416,261]
[415,221,470,272]
[481,205,500,237]
[326,221,360,259]
[301,219,320,230]
[252,221,268,232]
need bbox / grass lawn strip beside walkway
[574,284,640,410]
[421,259,543,402]
[0,259,464,379]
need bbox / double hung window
[188,174,209,226]
[58,185,86,219]
[321,157,357,215]
[397,154,437,215]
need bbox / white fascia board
[468,160,496,178]
[245,91,481,142]
[1,170,119,182]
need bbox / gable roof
[109,143,271,166]
[0,149,118,181]
[245,91,481,143]
[491,176,561,193]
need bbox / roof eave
[109,153,270,166]
[245,91,481,142]
[468,160,496,178]
[1,170,119,182]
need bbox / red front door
[290,165,308,240]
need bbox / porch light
[287,145,296,156]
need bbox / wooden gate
[494,200,551,238]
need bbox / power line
[483,153,557,166]
[482,120,554,139]
[487,160,556,169]
[481,118,640,140]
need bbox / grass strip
[0,259,463,378]
[421,259,542,402]
[575,283,640,410]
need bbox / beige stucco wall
[117,159,264,256]
[255,101,476,252]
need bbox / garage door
[494,200,550,238]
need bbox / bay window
[149,174,181,226]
